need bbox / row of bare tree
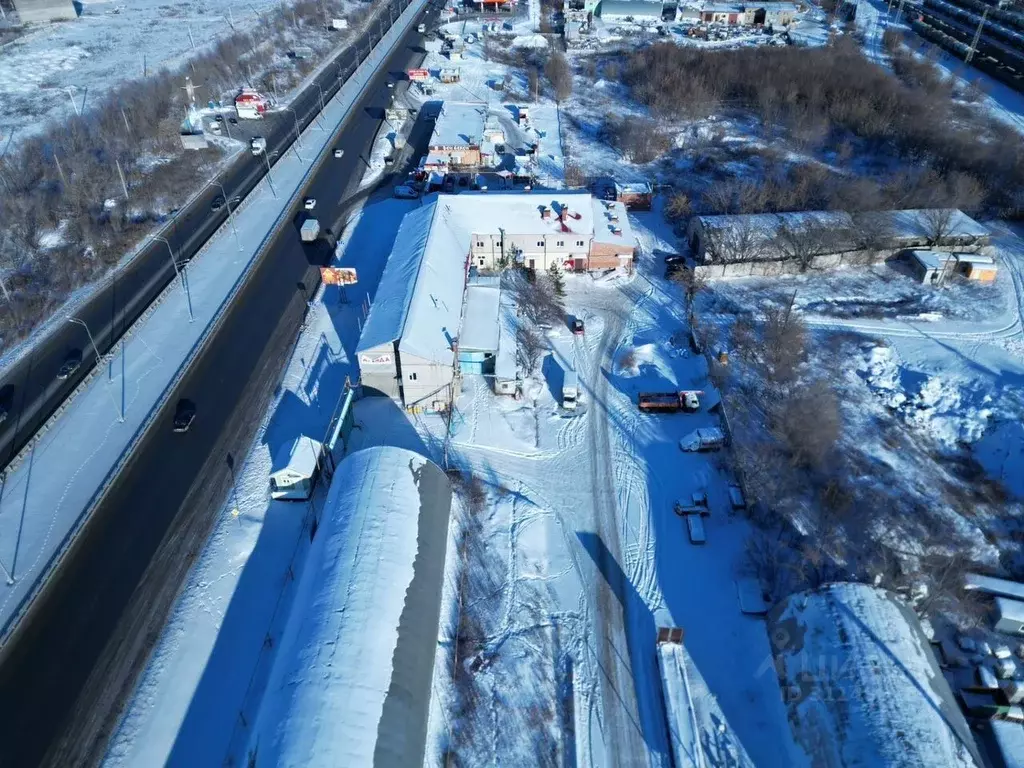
[622,38,1024,215]
[0,0,367,352]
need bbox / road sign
[321,267,357,286]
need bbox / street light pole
[154,236,195,322]
[212,181,243,251]
[67,317,125,422]
[314,83,328,130]
[261,151,278,198]
[284,106,304,150]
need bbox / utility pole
[53,152,67,187]
[213,182,243,251]
[261,152,278,197]
[188,24,196,50]
[120,107,132,138]
[966,7,989,64]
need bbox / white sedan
[304,198,317,210]
[393,185,419,199]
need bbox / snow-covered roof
[657,640,755,768]
[965,572,1024,601]
[591,198,635,250]
[430,102,488,148]
[615,181,652,195]
[769,583,981,768]
[270,437,323,478]
[756,2,800,11]
[357,199,469,364]
[460,285,501,352]
[996,596,1024,623]
[248,447,452,768]
[910,250,955,270]
[701,3,744,12]
[599,0,665,17]
[460,191,597,237]
[991,720,1024,768]
[887,208,990,240]
[495,288,517,381]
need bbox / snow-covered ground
[0,0,426,646]
[0,0,364,148]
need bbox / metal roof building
[12,0,76,23]
[597,0,665,19]
[768,583,982,768]
[247,447,453,768]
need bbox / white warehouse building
[357,193,634,410]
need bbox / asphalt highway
[0,0,420,475]
[0,1,441,764]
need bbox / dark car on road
[211,197,225,211]
[57,350,82,380]
[173,399,196,433]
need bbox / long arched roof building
[768,583,982,768]
[246,446,452,768]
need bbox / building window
[528,259,535,269]
[479,258,485,266]
[409,372,418,381]
[576,240,585,247]
[476,241,484,247]
[556,240,564,247]
[537,240,544,247]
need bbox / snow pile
[512,33,549,48]
[857,344,993,449]
[769,583,982,768]
[615,343,657,377]
[248,446,452,768]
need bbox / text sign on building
[407,68,430,81]
[359,354,393,365]
[321,267,358,285]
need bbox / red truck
[637,390,702,413]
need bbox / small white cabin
[270,438,324,501]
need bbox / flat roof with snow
[247,446,452,768]
[996,596,1024,624]
[430,102,488,148]
[991,720,1024,768]
[270,437,323,477]
[591,198,635,250]
[769,583,981,767]
[965,572,1024,601]
[495,288,517,381]
[910,250,955,270]
[460,285,501,352]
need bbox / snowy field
[0,0,365,148]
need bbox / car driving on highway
[304,198,317,210]
[57,350,82,380]
[173,399,196,433]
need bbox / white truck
[417,22,426,33]
[679,427,726,452]
[562,370,579,410]
[250,136,267,155]
[300,218,321,242]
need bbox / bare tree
[920,208,956,247]
[664,192,692,221]
[703,218,769,265]
[762,292,806,383]
[545,52,573,102]
[770,217,841,272]
[771,378,841,471]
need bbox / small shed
[269,438,324,501]
[995,597,1024,637]
[908,250,956,285]
[615,181,653,210]
[458,285,501,375]
[955,253,998,283]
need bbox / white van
[562,370,579,410]
[686,514,706,544]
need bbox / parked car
[214,114,224,123]
[662,253,686,265]
[304,198,317,210]
[418,22,426,33]
[57,350,82,380]
[334,148,345,158]
[211,196,225,211]
[228,116,238,125]
[173,399,197,433]
[571,319,585,336]
[230,195,241,207]
[393,185,419,199]
[384,156,395,166]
